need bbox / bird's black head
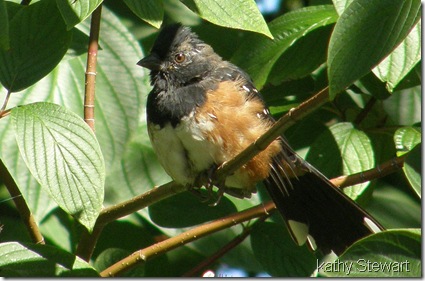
[138,24,221,88]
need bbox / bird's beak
[137,53,161,71]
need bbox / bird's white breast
[148,111,220,186]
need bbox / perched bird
[138,23,384,255]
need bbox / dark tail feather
[264,145,384,255]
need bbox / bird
[137,23,384,255]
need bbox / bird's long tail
[263,139,384,255]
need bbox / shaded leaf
[373,21,421,92]
[318,229,421,277]
[232,5,338,89]
[0,0,9,50]
[365,182,420,229]
[382,85,421,125]
[403,144,421,198]
[56,0,103,29]
[268,25,333,84]
[182,0,272,38]
[0,242,99,277]
[0,0,72,92]
[149,190,238,228]
[251,221,316,277]
[328,0,421,98]
[124,0,163,29]
[11,102,105,231]
[0,7,148,221]
[306,122,374,200]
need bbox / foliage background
[0,0,421,277]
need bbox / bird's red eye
[174,53,186,63]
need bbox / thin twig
[0,159,44,244]
[83,5,102,131]
[99,201,276,277]
[354,97,377,125]
[0,90,12,117]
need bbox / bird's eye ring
[174,53,186,63]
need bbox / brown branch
[99,201,276,277]
[182,215,269,277]
[0,159,44,244]
[98,154,406,277]
[331,155,406,189]
[83,5,102,131]
[76,181,186,260]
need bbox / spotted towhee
[137,23,384,255]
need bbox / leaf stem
[0,159,44,244]
[84,5,102,131]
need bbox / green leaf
[56,0,103,29]
[372,21,421,92]
[327,0,421,98]
[0,0,9,50]
[232,5,338,89]
[318,229,421,277]
[383,85,421,125]
[251,221,316,277]
[332,0,354,15]
[181,0,272,38]
[306,122,374,200]
[0,0,72,92]
[366,183,420,229]
[268,25,333,84]
[394,126,421,156]
[11,102,105,231]
[0,242,99,277]
[403,144,421,198]
[149,190,238,228]
[124,0,163,29]
[0,6,148,221]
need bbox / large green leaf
[0,0,9,50]
[0,7,148,221]
[318,229,421,277]
[11,102,105,231]
[306,122,374,200]
[0,0,72,92]
[382,85,421,126]
[181,0,272,38]
[232,5,338,89]
[124,0,163,29]
[56,0,103,29]
[327,0,421,98]
[0,242,99,277]
[372,21,421,92]
[251,221,316,277]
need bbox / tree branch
[84,5,102,131]
[99,201,276,277]
[0,159,44,244]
